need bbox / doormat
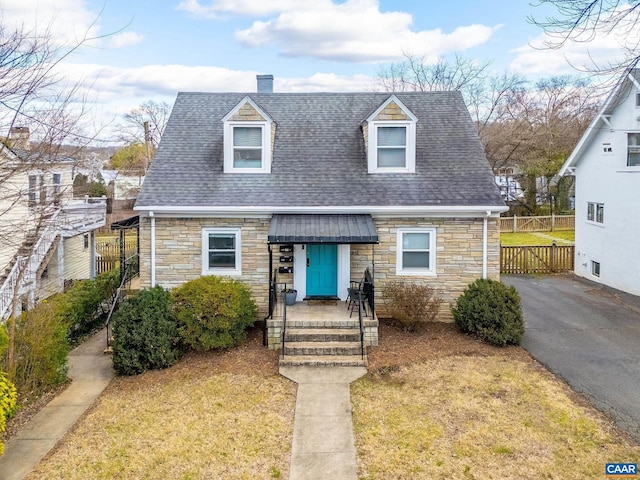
[306,297,339,306]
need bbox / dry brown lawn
[18,321,640,480]
[26,327,295,480]
[353,321,640,479]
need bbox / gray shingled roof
[136,91,504,208]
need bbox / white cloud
[1,0,101,46]
[178,0,498,63]
[109,32,144,48]
[176,0,316,18]
[509,8,640,75]
[51,62,378,140]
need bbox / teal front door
[306,244,338,296]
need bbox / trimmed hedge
[112,286,183,376]
[172,276,258,351]
[452,279,524,346]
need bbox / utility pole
[143,121,151,175]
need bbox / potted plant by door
[282,288,297,306]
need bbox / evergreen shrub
[172,276,258,351]
[452,279,524,346]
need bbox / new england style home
[134,75,507,351]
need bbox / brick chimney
[9,127,30,151]
[256,74,274,93]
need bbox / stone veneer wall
[139,217,272,317]
[139,215,500,338]
[351,217,500,321]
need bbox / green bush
[61,270,120,345]
[172,276,258,351]
[2,298,70,397]
[381,280,443,332]
[452,279,524,346]
[112,286,183,376]
[0,327,18,456]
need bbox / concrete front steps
[279,324,368,367]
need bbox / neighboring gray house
[135,75,507,351]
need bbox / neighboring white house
[559,69,640,295]
[0,127,107,320]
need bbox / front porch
[266,297,378,367]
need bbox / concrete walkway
[280,366,367,480]
[0,329,114,480]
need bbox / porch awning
[110,215,140,230]
[268,214,378,244]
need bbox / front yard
[24,322,639,480]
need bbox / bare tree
[377,53,527,142]
[376,55,598,213]
[116,100,171,150]
[529,0,640,73]
[0,21,107,375]
[483,76,599,213]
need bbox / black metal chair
[347,278,368,318]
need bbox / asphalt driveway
[503,274,640,442]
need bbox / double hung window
[202,228,241,275]
[627,133,640,167]
[396,228,436,275]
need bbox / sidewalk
[0,329,114,480]
[280,366,367,480]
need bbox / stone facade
[139,216,272,317]
[140,214,500,346]
[373,101,409,121]
[351,216,500,320]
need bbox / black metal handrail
[357,289,365,359]
[104,255,137,348]
[364,267,375,317]
[281,290,287,359]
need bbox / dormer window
[233,126,263,168]
[365,95,417,173]
[223,97,273,173]
[377,125,409,168]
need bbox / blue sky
[1,0,631,140]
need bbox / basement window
[591,261,600,277]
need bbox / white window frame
[587,202,604,224]
[201,227,242,276]
[368,121,416,173]
[627,132,640,167]
[223,121,272,173]
[52,172,62,195]
[396,227,436,276]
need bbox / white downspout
[150,211,156,287]
[482,211,490,279]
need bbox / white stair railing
[0,257,27,321]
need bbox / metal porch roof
[267,214,378,244]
